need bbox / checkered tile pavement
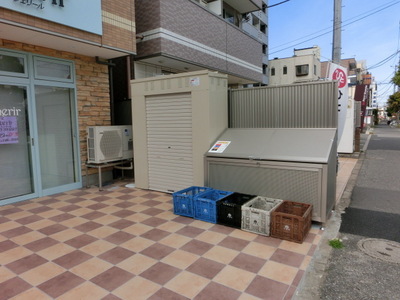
[0,184,323,300]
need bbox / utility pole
[332,0,342,64]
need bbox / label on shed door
[209,141,231,153]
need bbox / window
[222,4,239,27]
[252,16,260,28]
[283,66,287,75]
[270,67,275,76]
[296,64,309,76]
[262,44,267,55]
[0,51,27,77]
[314,64,317,75]
[260,22,266,34]
[34,57,73,82]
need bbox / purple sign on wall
[0,116,19,144]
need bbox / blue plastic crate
[194,189,233,223]
[173,186,211,217]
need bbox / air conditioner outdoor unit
[87,125,133,164]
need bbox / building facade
[134,0,267,86]
[1,0,269,205]
[268,46,321,85]
[0,0,136,205]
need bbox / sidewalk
[292,131,369,300]
[294,125,400,299]
[0,137,361,299]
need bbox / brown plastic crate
[271,201,312,243]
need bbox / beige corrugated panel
[229,81,338,129]
[146,93,193,193]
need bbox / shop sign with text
[1,0,102,35]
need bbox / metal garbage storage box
[205,128,337,224]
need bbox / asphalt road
[320,124,400,300]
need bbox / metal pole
[332,0,342,64]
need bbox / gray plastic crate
[241,196,283,236]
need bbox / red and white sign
[332,68,347,88]
[327,63,349,148]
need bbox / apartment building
[268,46,321,85]
[0,1,136,205]
[133,0,267,86]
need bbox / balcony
[135,0,263,85]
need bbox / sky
[268,0,400,107]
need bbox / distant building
[268,46,321,85]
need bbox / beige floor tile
[59,217,87,228]
[27,219,56,230]
[156,221,185,233]
[80,240,115,256]
[214,265,256,292]
[11,231,45,245]
[117,253,157,274]
[57,281,109,300]
[120,236,154,253]
[0,266,16,282]
[0,221,20,232]
[93,214,121,225]
[190,220,215,230]
[158,233,191,248]
[279,240,312,255]
[98,205,121,214]
[70,207,93,217]
[6,211,33,220]
[128,204,149,213]
[51,228,82,242]
[203,245,239,264]
[76,200,98,207]
[19,262,65,286]
[242,243,276,260]
[239,292,264,300]
[37,209,62,219]
[37,243,75,260]
[154,203,173,211]
[11,287,52,300]
[156,211,177,221]
[0,247,32,265]
[196,230,226,245]
[88,226,119,239]
[123,223,152,236]
[229,229,258,241]
[300,255,312,270]
[258,261,298,285]
[70,257,113,280]
[124,212,150,223]
[113,276,160,300]
[165,271,210,299]
[47,201,70,209]
[14,202,41,210]
[161,249,199,269]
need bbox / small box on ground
[173,186,211,217]
[194,189,233,223]
[217,193,256,228]
[241,196,283,236]
[271,200,312,243]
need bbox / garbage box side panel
[206,158,325,222]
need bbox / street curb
[292,135,371,300]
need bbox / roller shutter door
[146,93,193,192]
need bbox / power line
[267,0,291,8]
[269,0,400,55]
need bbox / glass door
[35,86,79,192]
[0,84,35,200]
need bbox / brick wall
[0,0,136,54]
[0,39,111,175]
